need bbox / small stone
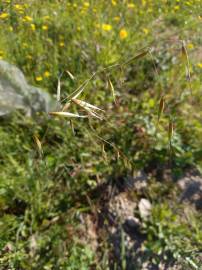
[138,198,152,219]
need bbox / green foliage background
[0,0,202,269]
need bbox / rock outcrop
[0,60,53,116]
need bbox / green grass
[0,0,202,269]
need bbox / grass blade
[123,48,149,65]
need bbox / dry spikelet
[33,134,43,157]
[62,102,71,112]
[181,40,189,62]
[72,99,103,120]
[116,150,120,160]
[123,156,132,170]
[181,40,192,94]
[49,111,88,118]
[108,79,116,104]
[158,96,165,123]
[73,99,104,112]
[66,70,75,80]
[70,120,75,135]
[62,87,85,112]
[102,143,107,161]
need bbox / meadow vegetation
[0,0,202,269]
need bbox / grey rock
[178,171,202,210]
[0,60,54,116]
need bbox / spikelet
[157,96,165,124]
[66,70,75,80]
[181,40,192,95]
[33,134,43,158]
[49,111,88,118]
[108,79,116,104]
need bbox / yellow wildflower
[142,0,146,6]
[112,0,117,5]
[127,3,135,8]
[43,16,50,20]
[174,5,180,10]
[36,76,43,82]
[24,16,32,22]
[119,29,128,40]
[142,28,149,35]
[44,71,50,77]
[102,24,112,31]
[185,1,192,6]
[0,50,4,59]
[30,23,36,31]
[14,4,24,10]
[197,63,202,68]
[0,13,9,19]
[187,43,194,49]
[113,16,120,22]
[22,43,28,48]
[26,55,33,60]
[83,2,90,7]
[59,42,65,47]
[42,25,48,30]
